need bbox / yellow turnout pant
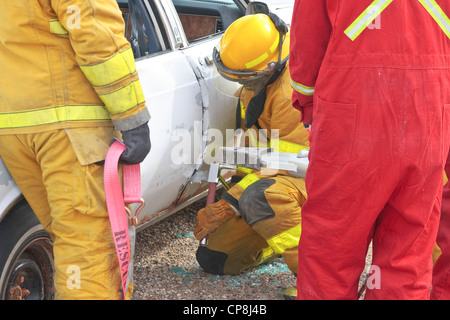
[0,130,122,299]
[197,175,305,275]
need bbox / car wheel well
[0,199,54,300]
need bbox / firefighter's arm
[221,171,278,209]
[51,0,150,132]
[289,0,331,125]
[266,87,310,151]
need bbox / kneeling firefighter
[194,13,309,298]
[0,0,150,299]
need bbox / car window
[117,0,242,58]
[117,0,169,58]
[172,0,241,42]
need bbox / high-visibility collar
[345,0,450,41]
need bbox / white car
[0,0,294,299]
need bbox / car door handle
[204,56,213,66]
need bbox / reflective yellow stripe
[418,0,450,39]
[49,19,68,35]
[344,0,393,41]
[237,173,259,190]
[272,139,309,154]
[345,0,450,41]
[98,80,146,114]
[259,247,277,264]
[237,166,253,175]
[0,105,110,129]
[246,52,269,70]
[240,101,246,120]
[245,36,279,69]
[80,48,137,87]
[266,223,302,255]
[269,36,279,54]
[290,79,315,96]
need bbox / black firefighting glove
[120,122,151,164]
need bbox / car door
[167,0,244,206]
[122,0,205,221]
[124,0,244,227]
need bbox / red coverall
[432,153,450,299]
[290,0,450,299]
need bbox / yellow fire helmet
[213,13,289,93]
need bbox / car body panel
[136,49,203,217]
[0,162,22,221]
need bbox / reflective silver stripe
[418,0,450,39]
[290,78,314,96]
[346,0,450,40]
[345,0,393,41]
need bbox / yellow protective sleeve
[51,0,149,128]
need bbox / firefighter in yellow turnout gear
[0,1,150,299]
[194,14,309,295]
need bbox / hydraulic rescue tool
[199,147,309,246]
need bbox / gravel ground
[131,198,297,300]
[131,197,372,300]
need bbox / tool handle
[200,182,218,246]
[206,182,217,205]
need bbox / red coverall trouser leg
[296,67,449,300]
[432,153,450,300]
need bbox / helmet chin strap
[274,33,288,72]
[266,13,289,72]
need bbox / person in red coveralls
[289,0,450,299]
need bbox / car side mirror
[245,1,270,15]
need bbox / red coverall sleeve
[289,0,332,125]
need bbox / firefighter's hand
[194,199,237,240]
[120,123,151,164]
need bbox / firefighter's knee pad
[238,179,276,226]
[196,246,228,275]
